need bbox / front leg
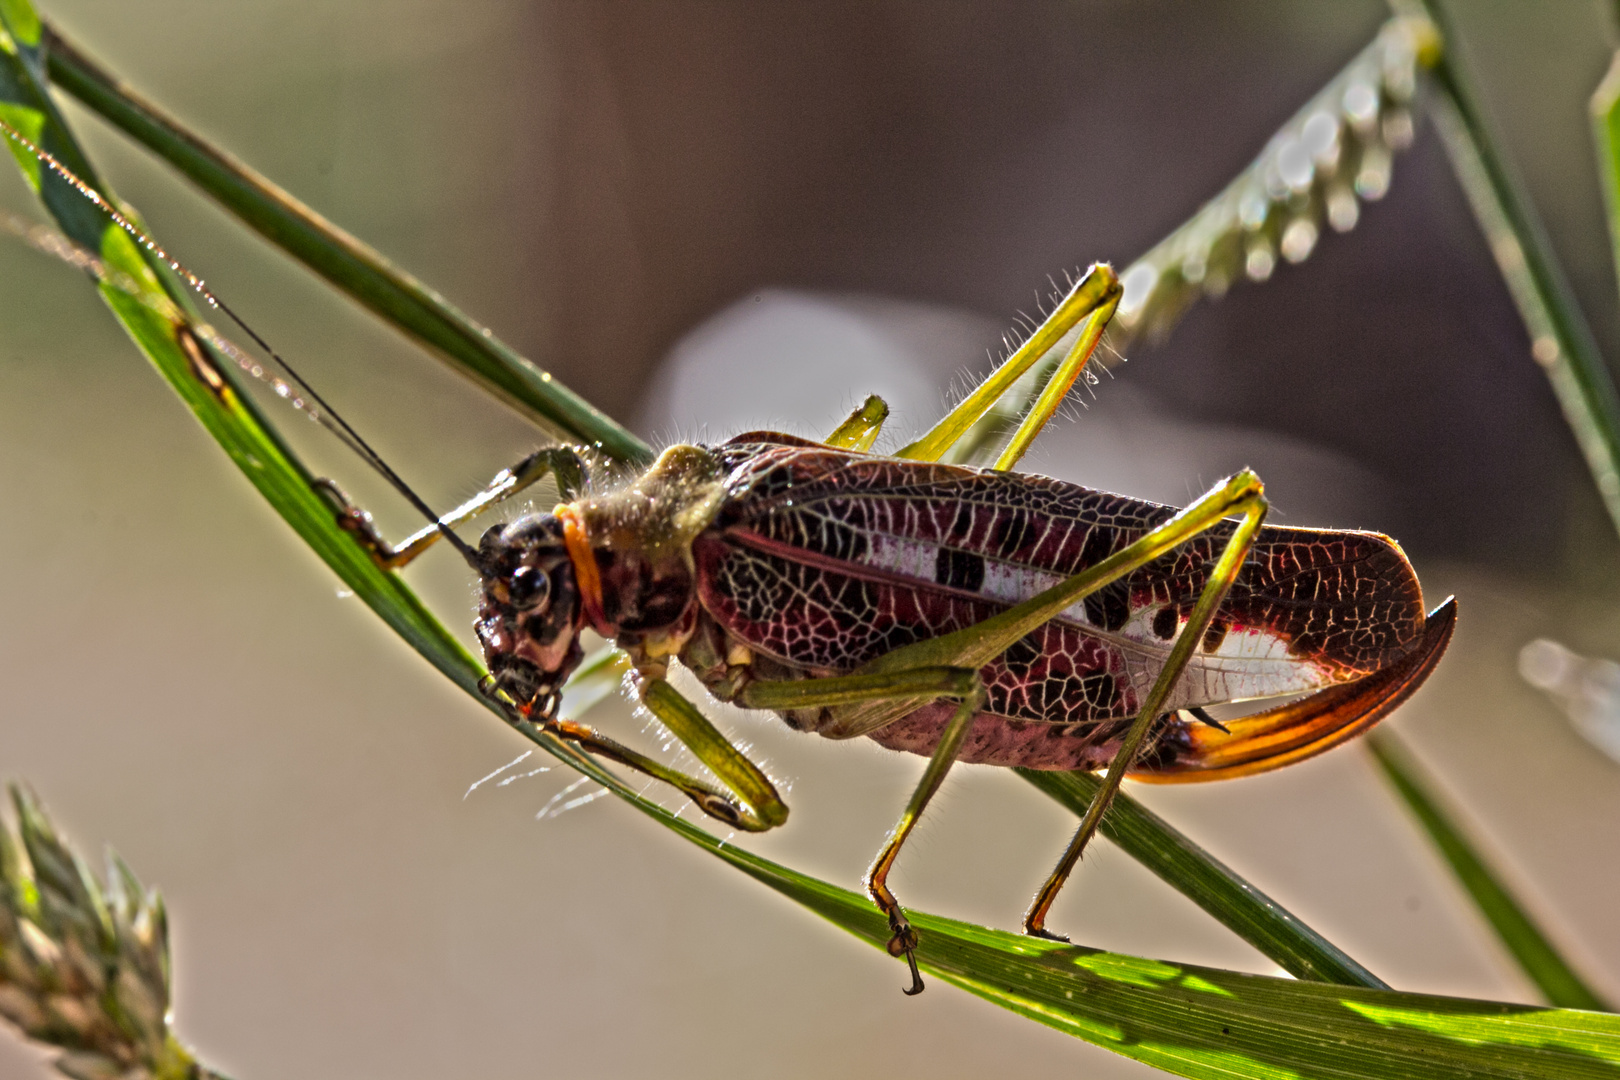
[480,667,787,833]
[318,446,586,570]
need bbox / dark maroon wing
[694,438,1426,726]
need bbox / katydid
[329,264,1453,995]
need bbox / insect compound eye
[478,523,510,559]
[505,564,551,612]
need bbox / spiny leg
[1022,487,1269,939]
[485,665,788,833]
[897,263,1122,464]
[865,686,984,995]
[319,446,586,570]
[741,666,982,994]
[824,394,889,451]
[638,677,789,830]
[991,285,1121,470]
[545,663,988,991]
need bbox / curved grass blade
[34,20,651,466]
[12,772,1620,1080]
[710,823,1620,1080]
[1590,43,1620,341]
[1368,732,1611,1011]
[1018,769,1387,989]
[1402,0,1620,539]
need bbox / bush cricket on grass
[328,260,1452,994]
[0,84,1452,997]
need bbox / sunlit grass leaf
[11,759,1620,1080]
[642,797,1620,1080]
[1369,733,1611,1012]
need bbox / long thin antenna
[0,118,482,569]
[0,208,376,463]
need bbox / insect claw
[1025,926,1071,943]
[1187,707,1230,733]
[885,913,925,995]
[901,951,925,996]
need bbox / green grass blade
[15,751,1620,1080]
[1590,49,1620,338]
[706,821,1620,1079]
[1019,769,1387,989]
[0,5,481,700]
[35,20,651,466]
[1405,0,1620,539]
[1368,733,1611,1012]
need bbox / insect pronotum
[0,114,1453,998]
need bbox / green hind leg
[897,263,1123,465]
[1021,490,1268,938]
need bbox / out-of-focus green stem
[1368,732,1611,1011]
[1403,0,1620,538]
[39,21,652,466]
[1590,49,1620,345]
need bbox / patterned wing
[696,437,1426,727]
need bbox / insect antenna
[0,118,484,569]
[1,210,365,455]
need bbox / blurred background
[2,2,1620,1077]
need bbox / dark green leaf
[1019,769,1387,989]
[1369,732,1611,1012]
[1407,0,1620,538]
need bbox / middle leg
[740,666,983,994]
